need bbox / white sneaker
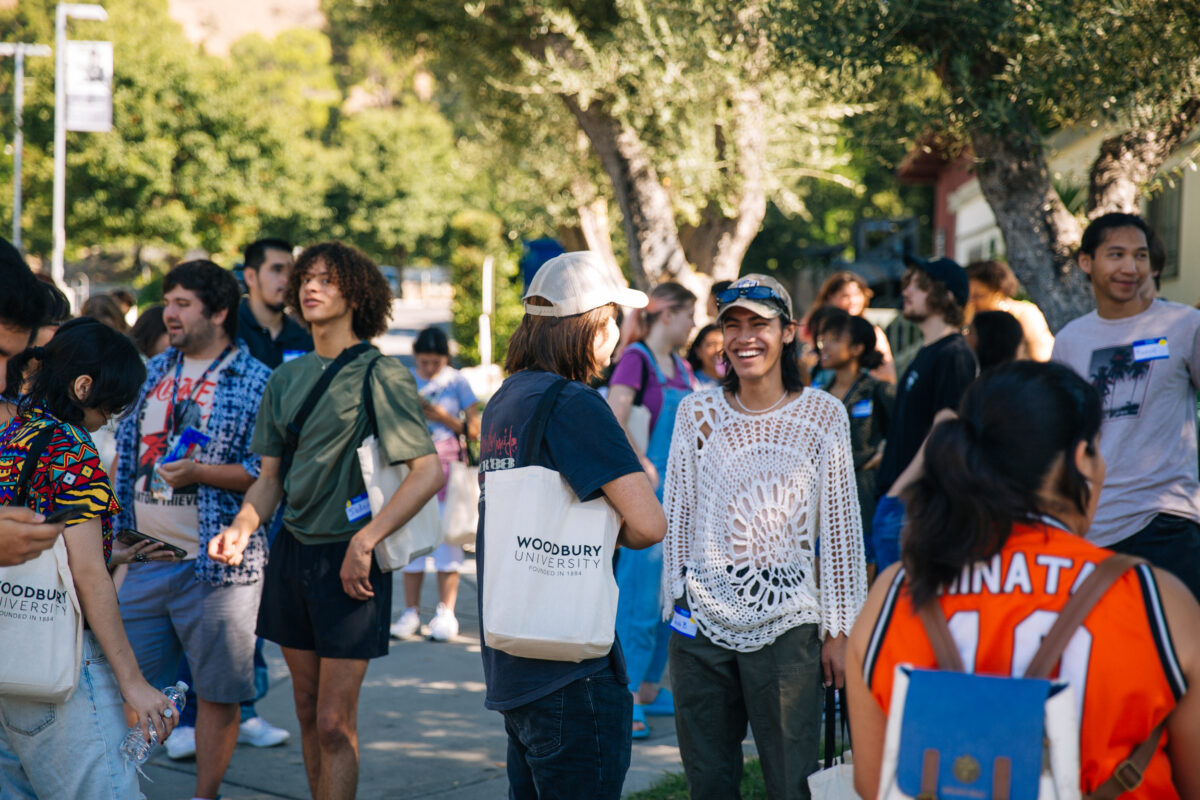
[164,725,196,760]
[428,603,459,642]
[238,716,290,747]
[390,607,421,639]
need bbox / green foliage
[446,210,525,365]
[0,0,499,282]
[342,0,866,267]
[776,0,1200,143]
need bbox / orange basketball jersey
[864,521,1186,798]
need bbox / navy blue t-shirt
[477,370,642,711]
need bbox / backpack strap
[915,601,966,672]
[1024,554,1143,678]
[630,343,653,408]
[14,424,58,509]
[1086,721,1165,800]
[280,342,372,482]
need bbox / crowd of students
[0,209,1198,800]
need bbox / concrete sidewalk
[140,558,737,799]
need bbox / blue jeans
[503,672,632,799]
[1109,512,1200,601]
[872,495,906,571]
[0,632,140,799]
[614,544,670,690]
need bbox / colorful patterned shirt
[115,343,272,585]
[0,408,120,563]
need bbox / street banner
[64,40,112,132]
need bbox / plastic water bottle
[119,681,188,766]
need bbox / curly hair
[287,242,392,340]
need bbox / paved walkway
[140,558,744,799]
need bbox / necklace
[316,354,334,371]
[733,388,790,414]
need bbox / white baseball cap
[523,251,648,317]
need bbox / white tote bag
[481,378,621,662]
[358,434,443,572]
[0,535,83,702]
[442,461,479,548]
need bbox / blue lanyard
[166,345,233,439]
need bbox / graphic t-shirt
[609,343,696,432]
[477,370,643,711]
[134,351,234,558]
[413,366,477,443]
[0,410,120,563]
[1052,301,1200,546]
[251,350,435,544]
[876,334,978,495]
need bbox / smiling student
[1053,212,1200,600]
[662,274,867,799]
[210,242,442,800]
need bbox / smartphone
[116,529,187,561]
[44,507,88,526]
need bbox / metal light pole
[0,43,51,251]
[51,2,108,288]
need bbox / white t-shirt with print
[1052,300,1200,546]
[133,354,232,558]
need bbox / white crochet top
[661,387,868,652]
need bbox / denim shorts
[503,671,632,799]
[0,632,141,799]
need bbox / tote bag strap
[14,424,58,509]
[281,342,372,483]
[361,354,387,439]
[524,378,570,466]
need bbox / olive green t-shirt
[251,349,436,543]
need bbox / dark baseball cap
[903,253,969,307]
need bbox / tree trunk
[969,124,1094,332]
[562,94,689,291]
[566,168,623,284]
[679,85,768,284]
[1087,98,1200,216]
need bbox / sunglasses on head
[716,285,789,313]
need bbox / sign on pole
[64,40,111,132]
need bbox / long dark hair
[903,361,1102,608]
[818,309,882,371]
[9,318,145,427]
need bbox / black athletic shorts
[256,527,391,660]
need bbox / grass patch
[627,759,768,799]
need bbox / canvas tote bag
[0,424,83,702]
[358,356,442,572]
[482,378,622,662]
[441,458,479,548]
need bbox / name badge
[345,492,371,523]
[1132,338,1169,362]
[850,398,873,418]
[283,350,305,363]
[670,606,698,639]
